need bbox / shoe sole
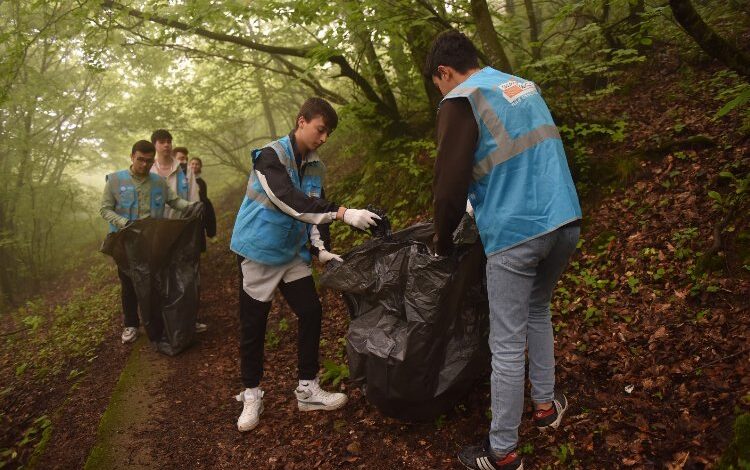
[457,454,524,470]
[237,403,264,432]
[297,397,348,412]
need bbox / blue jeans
[486,224,580,453]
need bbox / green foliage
[715,88,750,119]
[265,316,292,349]
[265,330,280,349]
[4,261,120,383]
[434,414,447,429]
[0,415,51,469]
[718,413,750,470]
[319,359,349,386]
[672,227,699,260]
[559,120,629,195]
[710,70,750,125]
[518,442,534,455]
[329,138,436,250]
[554,442,576,465]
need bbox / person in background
[174,146,189,174]
[150,130,206,333]
[150,130,199,218]
[425,31,582,470]
[100,140,200,344]
[230,97,381,432]
[188,156,216,252]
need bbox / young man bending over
[425,31,582,470]
[230,97,380,432]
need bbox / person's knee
[528,304,551,318]
[297,301,322,321]
[491,348,525,372]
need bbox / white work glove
[466,199,474,217]
[342,208,381,230]
[318,250,343,264]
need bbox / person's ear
[297,115,306,129]
[437,65,448,81]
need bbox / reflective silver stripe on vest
[245,182,275,209]
[450,86,562,181]
[473,124,561,181]
[245,140,291,208]
[269,141,291,165]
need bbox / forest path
[84,336,170,469]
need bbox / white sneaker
[236,388,263,432]
[195,322,208,333]
[295,378,347,412]
[121,327,138,344]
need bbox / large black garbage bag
[320,215,489,421]
[101,217,202,356]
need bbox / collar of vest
[123,167,159,183]
[278,134,322,165]
[441,67,507,104]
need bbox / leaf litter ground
[2,53,749,469]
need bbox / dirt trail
[84,336,170,469]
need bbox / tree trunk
[254,74,278,139]
[601,0,610,23]
[471,0,514,72]
[523,0,541,60]
[669,0,750,79]
[0,203,16,306]
[361,32,399,115]
[406,23,444,119]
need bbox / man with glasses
[100,140,198,344]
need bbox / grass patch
[0,259,120,468]
[718,412,750,470]
[4,260,120,383]
[84,335,164,470]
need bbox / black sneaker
[533,392,568,430]
[458,439,523,470]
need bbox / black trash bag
[320,215,489,421]
[365,205,392,238]
[100,217,202,356]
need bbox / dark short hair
[173,146,188,156]
[150,129,173,143]
[189,157,202,165]
[423,30,480,79]
[131,140,156,155]
[295,97,338,131]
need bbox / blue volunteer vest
[230,135,325,266]
[106,169,166,232]
[442,67,582,255]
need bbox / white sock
[244,387,260,400]
[298,379,314,387]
